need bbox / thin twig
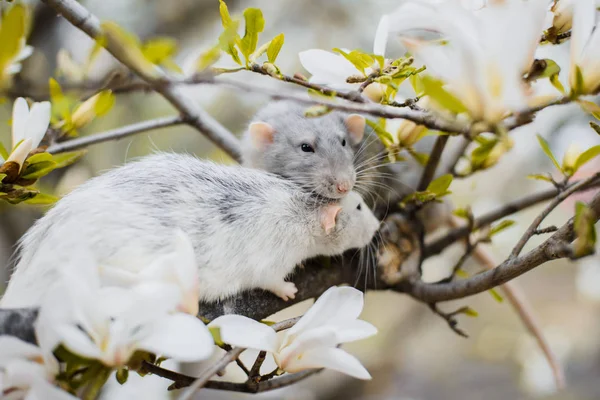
[40,0,242,162]
[509,173,600,259]
[534,226,559,235]
[46,116,185,154]
[248,351,267,380]
[417,135,450,191]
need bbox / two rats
[1,101,383,308]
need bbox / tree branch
[417,135,449,191]
[40,0,242,162]
[46,116,185,154]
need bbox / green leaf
[51,150,87,169]
[372,54,385,71]
[573,64,585,96]
[26,152,54,165]
[427,174,453,196]
[0,141,9,161]
[578,100,600,120]
[141,37,178,65]
[20,160,57,180]
[239,8,265,62]
[574,145,600,172]
[86,36,106,73]
[24,192,59,205]
[209,326,223,346]
[219,0,233,28]
[218,20,242,65]
[420,75,467,114]
[538,59,561,79]
[303,105,331,118]
[0,5,27,78]
[408,148,429,166]
[453,207,471,220]
[527,174,553,182]
[489,219,515,237]
[267,33,284,63]
[456,306,478,318]
[536,134,562,173]
[550,74,565,94]
[195,45,221,72]
[410,74,425,97]
[591,121,600,135]
[0,173,6,183]
[332,48,373,75]
[574,201,597,257]
[93,90,115,117]
[366,119,394,148]
[49,78,71,122]
[259,319,276,326]
[488,288,504,303]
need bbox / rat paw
[271,281,298,301]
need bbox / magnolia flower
[548,0,600,36]
[569,0,600,95]
[210,286,377,379]
[297,16,389,99]
[2,97,51,170]
[384,0,548,124]
[99,230,200,315]
[0,336,76,400]
[38,262,213,368]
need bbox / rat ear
[249,122,275,150]
[319,204,342,235]
[344,114,365,145]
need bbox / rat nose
[336,182,350,194]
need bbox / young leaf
[420,75,467,114]
[239,8,265,62]
[407,148,429,166]
[591,121,600,135]
[218,20,242,65]
[0,141,9,161]
[573,65,585,96]
[427,174,453,196]
[578,100,600,120]
[488,288,504,303]
[141,38,177,65]
[25,152,54,165]
[208,326,223,347]
[20,160,57,180]
[49,78,71,122]
[527,174,553,183]
[24,192,59,205]
[456,306,479,318]
[574,145,600,172]
[332,48,374,75]
[196,45,222,72]
[51,150,87,169]
[550,74,565,94]
[93,90,115,117]
[489,220,515,237]
[304,105,331,118]
[453,207,472,220]
[0,173,6,183]
[0,4,27,77]
[366,119,394,147]
[574,201,597,257]
[536,134,562,173]
[219,0,233,28]
[267,33,284,63]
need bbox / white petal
[277,327,339,369]
[570,0,596,67]
[53,324,103,360]
[15,45,34,63]
[0,336,43,366]
[7,138,33,167]
[286,287,364,338]
[139,314,214,362]
[330,320,378,343]
[25,102,51,149]
[298,49,359,85]
[27,380,79,400]
[373,15,389,56]
[208,315,279,352]
[11,97,29,149]
[284,347,371,380]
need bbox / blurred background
[1,0,599,399]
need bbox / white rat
[1,153,380,308]
[241,100,366,199]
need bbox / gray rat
[1,153,380,308]
[241,100,366,199]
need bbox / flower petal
[330,320,378,343]
[0,336,43,366]
[138,313,214,362]
[52,324,103,360]
[28,381,79,400]
[208,315,279,352]
[298,49,359,87]
[373,15,389,56]
[284,347,371,380]
[7,137,33,167]
[11,97,29,149]
[25,102,51,149]
[286,287,364,339]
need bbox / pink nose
[336,182,349,194]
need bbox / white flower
[298,16,389,96]
[38,262,213,368]
[384,0,548,124]
[0,336,76,400]
[569,0,600,94]
[2,97,51,169]
[548,0,600,35]
[99,230,201,316]
[209,286,377,380]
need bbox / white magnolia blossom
[0,336,76,400]
[2,97,51,169]
[210,286,377,380]
[548,0,600,35]
[99,230,201,316]
[383,0,549,124]
[297,15,388,95]
[569,0,600,94]
[37,260,213,368]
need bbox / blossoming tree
[0,0,600,398]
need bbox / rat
[1,153,380,308]
[241,100,366,200]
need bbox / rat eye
[301,143,315,153]
[356,203,362,210]
[342,139,346,147]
